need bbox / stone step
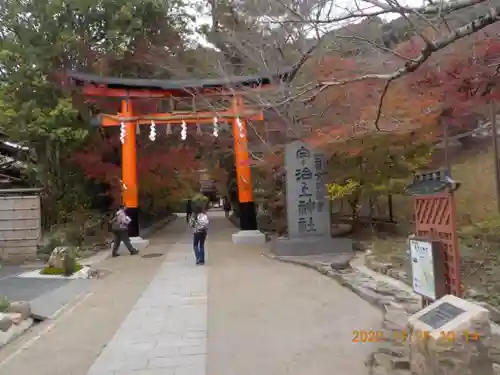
[30,279,91,321]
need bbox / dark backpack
[108,215,121,232]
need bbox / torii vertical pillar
[120,99,149,250]
[231,96,266,245]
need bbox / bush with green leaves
[0,297,9,312]
[192,194,209,210]
[62,248,77,276]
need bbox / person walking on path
[188,205,209,265]
[223,196,231,218]
[186,198,193,224]
[109,205,139,257]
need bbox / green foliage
[0,0,195,229]
[40,263,83,276]
[327,179,360,200]
[192,193,209,203]
[326,133,433,219]
[191,193,209,210]
[37,211,108,259]
[37,236,65,256]
[252,163,287,234]
[460,217,500,242]
[0,297,10,313]
[63,249,77,276]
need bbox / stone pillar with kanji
[285,141,330,238]
[271,140,353,262]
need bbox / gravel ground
[207,213,382,375]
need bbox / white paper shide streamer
[181,120,187,140]
[236,117,245,138]
[213,117,219,137]
[149,120,156,141]
[119,121,126,144]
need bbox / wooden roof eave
[66,68,293,98]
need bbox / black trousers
[186,212,192,223]
[112,230,137,254]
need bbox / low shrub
[40,263,83,276]
[0,297,9,312]
[192,193,209,210]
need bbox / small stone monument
[271,140,352,262]
[408,294,493,375]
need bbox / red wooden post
[413,192,461,297]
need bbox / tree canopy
[0,0,499,233]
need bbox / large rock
[0,314,13,332]
[4,313,23,325]
[7,301,31,320]
[488,328,500,363]
[48,246,76,272]
[408,295,493,375]
[48,246,70,269]
[475,301,500,325]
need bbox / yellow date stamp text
[352,329,481,343]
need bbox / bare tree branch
[273,0,489,25]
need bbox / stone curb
[263,251,500,375]
[0,318,33,349]
[364,254,412,286]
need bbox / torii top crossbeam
[67,69,291,126]
[66,69,291,98]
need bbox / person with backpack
[109,205,139,257]
[188,205,209,265]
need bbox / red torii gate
[66,70,289,244]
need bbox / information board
[409,239,437,300]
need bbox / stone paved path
[0,211,381,375]
[87,237,208,375]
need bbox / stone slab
[30,279,92,320]
[231,230,266,245]
[271,236,353,257]
[0,265,25,280]
[0,277,70,302]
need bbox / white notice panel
[409,239,437,300]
